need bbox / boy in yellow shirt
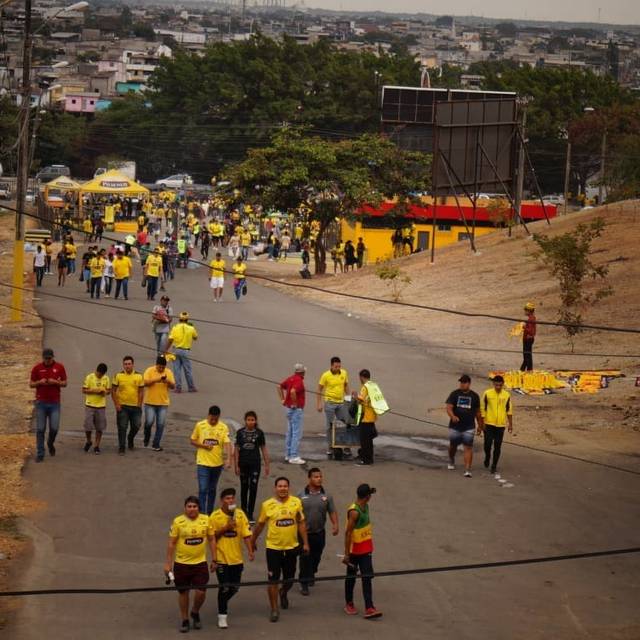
[82,362,111,454]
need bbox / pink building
[63,92,99,113]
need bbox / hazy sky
[306,0,639,26]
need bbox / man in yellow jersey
[111,355,144,455]
[82,362,111,455]
[63,238,76,274]
[343,484,382,619]
[209,251,225,302]
[88,248,106,299]
[317,356,351,457]
[190,405,231,515]
[113,249,132,300]
[209,487,254,628]
[165,496,217,634]
[167,311,198,393]
[479,375,513,476]
[240,228,252,261]
[232,257,246,301]
[251,477,309,622]
[143,355,176,451]
[144,247,163,301]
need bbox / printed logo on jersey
[185,537,204,545]
[275,518,295,527]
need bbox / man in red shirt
[278,364,306,465]
[521,302,537,372]
[29,348,67,462]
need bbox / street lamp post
[10,1,87,322]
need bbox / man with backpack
[355,370,388,466]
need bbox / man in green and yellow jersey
[82,362,110,454]
[111,355,144,455]
[190,405,231,515]
[165,496,216,634]
[251,477,309,622]
[343,484,382,619]
[479,375,513,476]
[209,487,254,628]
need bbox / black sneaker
[143,438,150,447]
[127,440,134,450]
[190,612,201,630]
[47,442,56,456]
[269,610,279,623]
[179,619,190,633]
[490,467,497,475]
[279,588,289,610]
[483,456,490,468]
[35,455,44,463]
[300,585,310,596]
[118,447,125,456]
[152,446,163,452]
[84,442,92,453]
[94,447,101,455]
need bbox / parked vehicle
[94,160,136,180]
[25,189,36,203]
[542,194,565,206]
[0,182,10,199]
[155,174,193,189]
[36,165,70,183]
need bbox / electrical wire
[2,298,639,477]
[2,281,640,359]
[9,204,640,336]
[0,545,638,597]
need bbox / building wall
[341,219,495,263]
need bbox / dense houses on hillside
[1,2,639,114]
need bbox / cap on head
[356,484,376,499]
[179,311,189,321]
[42,348,54,358]
[458,374,471,383]
[524,302,535,312]
[492,375,505,383]
[294,363,306,373]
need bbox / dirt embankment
[252,202,640,468]
[0,210,44,626]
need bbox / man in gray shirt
[298,467,339,595]
[152,295,173,354]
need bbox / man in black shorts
[164,496,217,633]
[445,374,481,477]
[251,477,309,622]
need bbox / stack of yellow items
[572,374,604,393]
[488,370,567,394]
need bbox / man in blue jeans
[143,356,176,452]
[278,363,306,465]
[30,348,67,462]
[190,406,232,515]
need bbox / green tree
[225,128,431,273]
[533,217,613,347]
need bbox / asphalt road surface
[8,259,640,640]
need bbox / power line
[2,299,639,477]
[10,204,640,336]
[3,281,639,358]
[0,545,638,597]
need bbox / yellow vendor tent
[78,169,149,217]
[44,176,81,207]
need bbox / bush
[375,259,412,302]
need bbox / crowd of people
[26,193,534,633]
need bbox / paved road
[8,260,640,639]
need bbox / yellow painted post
[11,239,25,321]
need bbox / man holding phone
[143,355,175,451]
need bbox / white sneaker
[464,470,472,478]
[284,456,289,462]
[494,473,501,480]
[447,463,455,470]
[218,614,228,629]
[288,457,306,465]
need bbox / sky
[305,0,640,26]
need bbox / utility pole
[599,125,607,205]
[563,138,571,215]
[11,0,32,322]
[514,104,527,233]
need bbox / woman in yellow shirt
[232,257,247,301]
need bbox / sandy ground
[251,202,640,470]
[0,209,44,628]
